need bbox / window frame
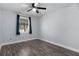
[19,16,29,33]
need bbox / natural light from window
[19,16,29,33]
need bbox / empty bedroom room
[0,3,79,56]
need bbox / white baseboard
[0,38,79,53]
[0,38,38,50]
[41,39,79,53]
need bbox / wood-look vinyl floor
[0,39,79,56]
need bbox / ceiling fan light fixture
[34,3,38,6]
[32,8,36,12]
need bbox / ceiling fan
[27,3,46,13]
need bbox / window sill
[20,32,29,34]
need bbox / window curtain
[29,17,32,34]
[16,14,20,35]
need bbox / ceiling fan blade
[32,3,35,7]
[27,9,32,12]
[32,3,38,7]
[36,10,39,13]
[37,7,46,10]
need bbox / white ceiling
[0,3,77,16]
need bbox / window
[19,16,29,33]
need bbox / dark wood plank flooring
[0,39,79,56]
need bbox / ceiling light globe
[32,8,36,12]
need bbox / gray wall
[0,8,40,44]
[1,4,79,50]
[40,5,79,49]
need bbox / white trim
[40,39,79,53]
[0,38,37,50]
[0,38,79,53]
